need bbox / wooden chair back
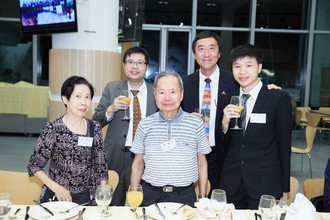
[303,178,325,200]
[297,107,311,122]
[194,180,211,201]
[0,170,43,205]
[319,107,330,121]
[107,170,119,191]
[306,112,322,127]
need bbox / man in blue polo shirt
[130,71,211,207]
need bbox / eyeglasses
[124,60,147,67]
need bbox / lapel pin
[221,91,226,95]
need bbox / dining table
[5,205,330,220]
[310,110,330,116]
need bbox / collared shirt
[199,66,219,147]
[131,108,211,187]
[125,81,148,146]
[239,80,263,129]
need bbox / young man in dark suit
[220,44,292,209]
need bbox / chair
[287,176,299,205]
[0,170,43,205]
[296,107,311,124]
[194,180,211,200]
[319,107,330,123]
[306,112,330,145]
[107,170,119,191]
[291,126,317,178]
[295,109,308,130]
[303,178,324,200]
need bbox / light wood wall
[48,49,121,121]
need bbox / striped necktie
[201,78,211,139]
[241,93,250,131]
[131,90,141,138]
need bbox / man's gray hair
[153,71,184,92]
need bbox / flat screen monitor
[18,0,78,36]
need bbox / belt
[121,146,131,152]
[143,180,193,193]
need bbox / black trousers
[227,180,260,210]
[141,180,196,207]
[206,146,227,196]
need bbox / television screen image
[18,0,78,35]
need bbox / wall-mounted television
[18,0,78,36]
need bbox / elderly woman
[27,76,108,204]
[130,71,211,207]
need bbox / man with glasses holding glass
[93,46,157,206]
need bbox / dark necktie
[131,90,141,138]
[241,94,251,131]
[201,78,211,139]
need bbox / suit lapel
[243,85,269,139]
[188,72,200,110]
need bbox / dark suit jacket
[220,84,292,199]
[92,80,157,172]
[181,68,238,151]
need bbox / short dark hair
[230,44,263,64]
[192,31,222,54]
[122,46,149,65]
[61,76,94,107]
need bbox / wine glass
[95,184,113,218]
[0,193,11,218]
[127,184,143,218]
[274,200,287,220]
[258,195,276,220]
[120,90,131,121]
[210,189,227,218]
[230,96,244,130]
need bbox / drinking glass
[258,195,276,220]
[95,184,113,218]
[274,200,287,220]
[210,189,227,218]
[0,193,11,218]
[127,184,143,218]
[120,89,131,120]
[230,96,244,130]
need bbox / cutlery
[33,200,54,216]
[8,208,21,219]
[78,207,86,220]
[154,203,165,219]
[142,207,147,220]
[24,206,30,220]
[172,203,188,215]
[59,201,90,214]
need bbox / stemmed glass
[95,184,113,218]
[230,96,244,130]
[258,195,276,220]
[127,184,143,218]
[0,193,11,218]
[120,90,131,121]
[210,189,227,219]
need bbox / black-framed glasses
[124,60,147,67]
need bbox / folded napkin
[195,198,235,219]
[285,193,316,220]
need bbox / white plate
[146,202,195,220]
[29,201,80,220]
